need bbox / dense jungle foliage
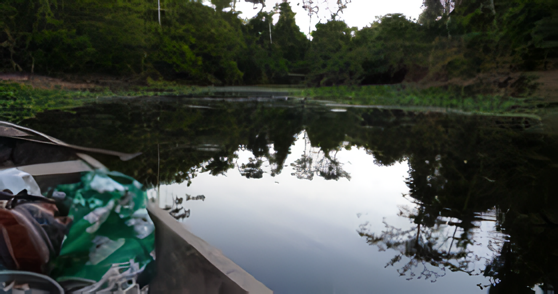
[1,0,557,86]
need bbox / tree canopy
[1,0,555,86]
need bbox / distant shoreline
[1,69,556,101]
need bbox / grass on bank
[1,81,544,123]
[0,82,92,122]
[291,85,542,114]
[0,81,206,122]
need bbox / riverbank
[1,70,554,123]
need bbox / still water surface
[155,133,492,294]
[19,97,557,293]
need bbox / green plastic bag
[49,170,155,282]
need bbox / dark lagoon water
[15,97,558,294]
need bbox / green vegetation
[0,80,221,122]
[1,0,556,118]
[292,85,540,114]
[0,79,543,124]
[1,0,556,88]
[0,83,91,122]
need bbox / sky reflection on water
[154,132,491,294]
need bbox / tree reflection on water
[357,208,481,283]
[291,132,351,181]
[356,111,558,293]
[18,98,558,292]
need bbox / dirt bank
[531,69,558,102]
[0,73,116,90]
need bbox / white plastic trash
[0,168,42,195]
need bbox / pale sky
[226,0,425,34]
